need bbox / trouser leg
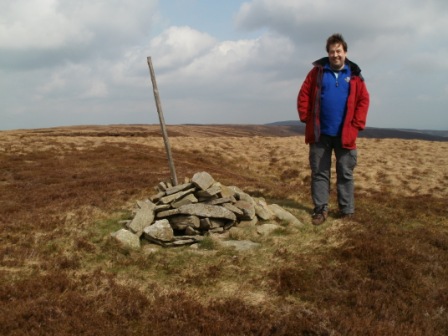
[309,135,332,212]
[334,139,357,214]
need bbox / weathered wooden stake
[147,56,178,186]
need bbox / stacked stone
[111,171,302,248]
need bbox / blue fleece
[320,64,351,136]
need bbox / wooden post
[147,56,178,186]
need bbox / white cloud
[149,26,217,69]
[152,27,295,82]
[82,80,108,99]
[404,51,448,73]
[235,0,448,36]
[142,26,299,124]
[234,0,448,68]
[0,0,91,49]
[1,0,448,130]
[0,0,157,59]
[34,62,111,101]
[111,47,150,88]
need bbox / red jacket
[297,57,370,149]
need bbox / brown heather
[0,125,447,336]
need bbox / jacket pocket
[342,124,359,148]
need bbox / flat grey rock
[127,201,156,236]
[178,204,237,221]
[164,182,194,195]
[111,229,141,250]
[191,172,215,191]
[143,219,174,243]
[268,204,303,227]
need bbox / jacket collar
[313,57,362,77]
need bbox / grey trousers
[309,135,357,214]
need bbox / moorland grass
[0,126,446,335]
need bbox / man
[297,33,370,225]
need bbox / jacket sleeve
[351,79,370,130]
[297,68,316,123]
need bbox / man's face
[328,43,347,70]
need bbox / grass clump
[198,236,220,250]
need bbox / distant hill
[266,121,448,142]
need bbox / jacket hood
[313,57,363,79]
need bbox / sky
[1,0,448,131]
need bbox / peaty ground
[0,125,447,336]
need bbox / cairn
[111,171,302,249]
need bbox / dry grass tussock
[1,125,447,336]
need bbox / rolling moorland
[1,124,447,335]
[266,120,448,141]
